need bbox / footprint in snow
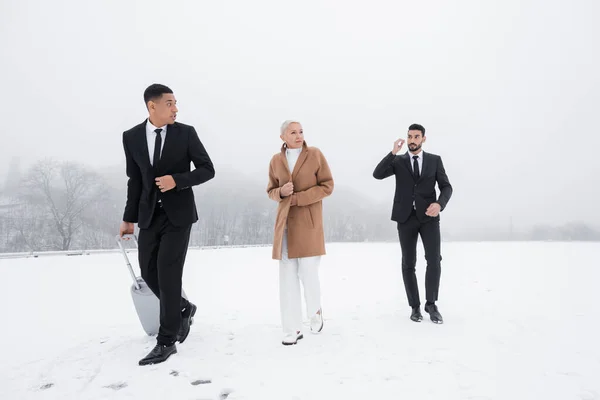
[103,382,128,390]
[191,379,212,385]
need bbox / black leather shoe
[424,303,443,324]
[410,306,423,322]
[139,343,177,366]
[177,302,197,344]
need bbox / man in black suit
[119,84,215,365]
[373,124,452,324]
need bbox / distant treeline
[0,159,598,253]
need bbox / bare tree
[19,159,107,250]
[6,201,54,251]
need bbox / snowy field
[1,241,599,400]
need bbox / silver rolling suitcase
[115,234,187,336]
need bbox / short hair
[143,84,173,106]
[408,123,425,136]
[280,120,302,135]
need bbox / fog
[1,0,599,236]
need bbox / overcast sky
[1,0,599,232]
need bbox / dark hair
[143,84,173,106]
[408,123,425,136]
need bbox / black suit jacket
[373,151,452,224]
[122,120,215,229]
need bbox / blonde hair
[280,120,301,135]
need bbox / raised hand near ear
[392,138,405,155]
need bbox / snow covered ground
[1,241,599,399]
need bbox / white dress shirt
[146,119,167,166]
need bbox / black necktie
[413,155,420,180]
[153,128,162,170]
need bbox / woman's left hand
[290,194,298,206]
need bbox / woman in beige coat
[267,120,334,345]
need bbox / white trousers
[279,229,322,334]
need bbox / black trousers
[397,209,442,308]
[138,205,192,345]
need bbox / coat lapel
[279,141,309,180]
[418,152,432,182]
[157,122,179,174]
[138,121,152,169]
[291,142,309,180]
[279,143,291,176]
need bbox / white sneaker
[282,331,303,346]
[310,310,323,333]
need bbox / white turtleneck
[286,147,302,173]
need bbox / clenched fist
[426,202,441,217]
[155,175,176,192]
[280,181,294,197]
[119,221,134,238]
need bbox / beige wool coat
[267,141,334,260]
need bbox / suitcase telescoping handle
[115,234,141,290]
